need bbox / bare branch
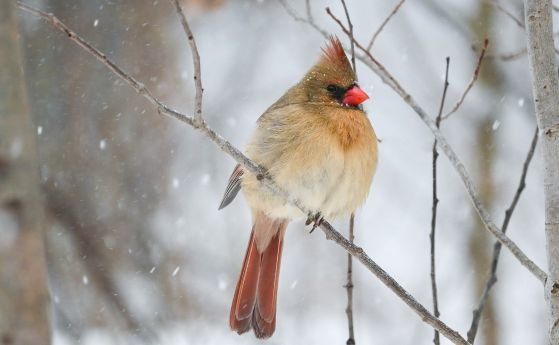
[17,2,471,344]
[278,0,329,37]
[489,0,525,28]
[443,39,488,120]
[321,221,469,345]
[484,47,527,61]
[488,0,559,58]
[170,0,203,123]
[324,6,546,283]
[345,213,356,345]
[430,57,450,345]
[338,2,357,342]
[340,0,357,75]
[526,3,559,333]
[367,0,406,51]
[305,0,313,22]
[466,127,539,343]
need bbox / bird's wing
[218,163,244,210]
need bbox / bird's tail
[229,215,287,339]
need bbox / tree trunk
[467,3,503,344]
[524,0,559,343]
[0,1,51,344]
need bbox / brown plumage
[221,36,378,339]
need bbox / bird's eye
[327,84,338,92]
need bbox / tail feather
[252,231,284,338]
[257,232,283,323]
[230,214,287,339]
[229,231,260,334]
[252,302,277,339]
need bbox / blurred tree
[467,2,504,344]
[22,0,186,339]
[0,1,50,344]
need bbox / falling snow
[217,275,228,291]
[14,2,548,344]
[492,120,501,131]
[200,174,210,185]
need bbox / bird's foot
[305,212,323,233]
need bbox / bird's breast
[242,105,377,220]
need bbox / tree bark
[0,1,51,344]
[524,0,559,343]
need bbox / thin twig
[443,39,488,120]
[367,0,406,51]
[17,3,471,344]
[345,213,356,345]
[489,0,559,62]
[484,47,527,61]
[430,57,450,345]
[488,0,524,28]
[323,6,546,283]
[340,0,357,75]
[487,0,559,58]
[339,2,357,342]
[466,127,539,343]
[305,0,313,22]
[320,221,469,345]
[278,0,329,37]
[170,0,203,123]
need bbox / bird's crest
[321,36,352,70]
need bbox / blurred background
[4,0,550,344]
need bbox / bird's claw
[305,212,323,233]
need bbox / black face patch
[327,84,346,103]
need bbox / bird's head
[300,36,369,108]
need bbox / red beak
[343,86,369,107]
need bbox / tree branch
[430,57,450,345]
[489,0,525,28]
[340,0,356,76]
[324,5,547,284]
[277,0,329,37]
[466,127,539,343]
[442,39,488,120]
[17,2,471,344]
[170,0,203,123]
[367,0,406,51]
[523,0,559,341]
[338,2,357,343]
[345,213,356,345]
[484,47,527,61]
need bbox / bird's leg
[256,165,271,181]
[305,212,324,233]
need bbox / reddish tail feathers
[230,218,287,338]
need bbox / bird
[219,36,378,339]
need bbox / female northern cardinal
[219,36,378,338]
